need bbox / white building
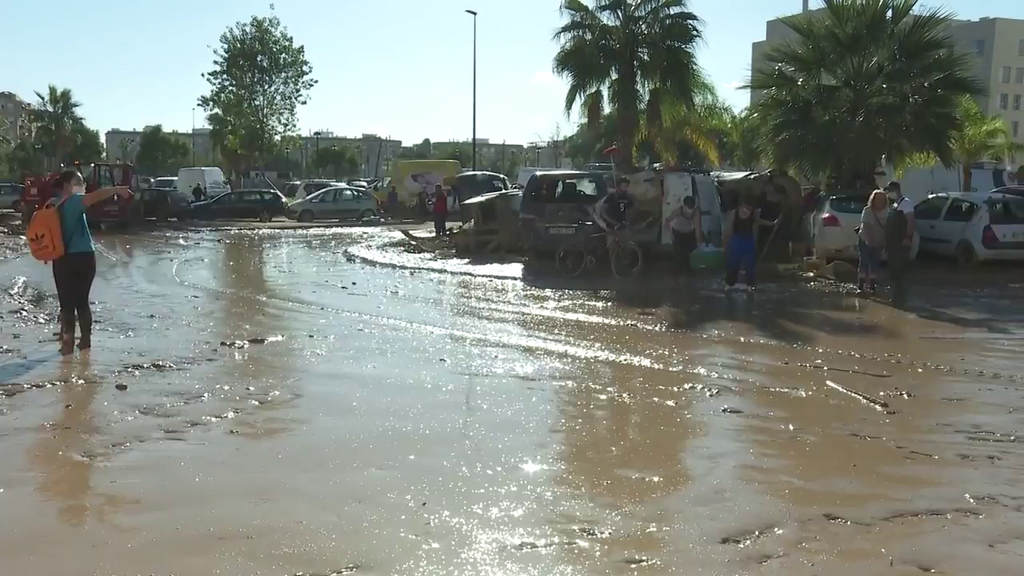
[750,6,1024,150]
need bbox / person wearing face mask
[883,180,914,306]
[49,169,132,355]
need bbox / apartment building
[431,138,529,172]
[750,8,1024,149]
[0,91,32,143]
[105,127,215,165]
[294,131,403,178]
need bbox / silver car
[287,186,379,222]
[0,181,24,211]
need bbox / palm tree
[30,85,83,166]
[749,0,983,190]
[903,96,1024,191]
[553,0,705,169]
[950,97,1024,191]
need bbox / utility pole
[465,9,478,171]
[191,107,196,166]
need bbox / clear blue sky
[5,0,1018,146]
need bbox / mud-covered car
[518,171,609,254]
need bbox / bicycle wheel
[556,243,588,277]
[610,241,644,278]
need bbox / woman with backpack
[43,169,131,355]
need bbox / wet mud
[1,228,1023,575]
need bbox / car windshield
[828,195,868,214]
[986,197,1024,225]
[530,175,606,204]
[153,178,176,189]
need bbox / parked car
[132,186,192,221]
[0,181,24,211]
[914,191,1024,265]
[519,171,609,254]
[190,189,288,222]
[807,193,919,261]
[286,186,379,222]
[282,181,301,198]
[150,176,178,191]
[991,186,1024,198]
[294,179,343,200]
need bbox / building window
[1000,94,1009,110]
[1003,67,1013,83]
[975,39,985,56]
[1019,39,1024,56]
[1016,95,1022,111]
[1014,121,1020,139]
[1018,68,1024,84]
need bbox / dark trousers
[434,213,448,236]
[672,229,697,274]
[888,244,910,305]
[52,251,97,339]
[726,235,757,287]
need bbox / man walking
[883,181,915,306]
[432,184,448,237]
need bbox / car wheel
[259,210,272,223]
[359,209,376,221]
[156,205,170,223]
[11,200,21,212]
[298,210,314,223]
[955,241,979,267]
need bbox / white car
[807,193,918,261]
[914,191,1024,265]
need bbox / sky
[5,0,1019,147]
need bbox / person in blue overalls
[724,194,776,291]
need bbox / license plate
[1011,232,1023,240]
[549,227,576,235]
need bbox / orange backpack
[26,196,68,262]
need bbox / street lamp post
[465,9,478,171]
[314,131,322,177]
[191,107,196,166]
[330,144,338,180]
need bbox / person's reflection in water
[29,356,102,526]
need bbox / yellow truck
[375,159,462,210]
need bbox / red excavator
[21,162,136,226]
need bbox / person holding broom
[723,193,778,292]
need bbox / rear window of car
[986,198,1024,225]
[827,196,868,214]
[153,178,176,189]
[527,176,606,204]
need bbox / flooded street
[1,227,1023,575]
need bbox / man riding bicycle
[593,176,634,253]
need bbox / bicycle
[556,225,644,278]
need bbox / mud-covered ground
[1,226,1023,575]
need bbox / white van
[177,167,230,199]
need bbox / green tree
[68,124,104,163]
[553,0,705,169]
[437,144,470,168]
[749,0,983,190]
[30,85,83,166]
[135,125,191,176]
[199,15,316,166]
[903,96,1024,191]
[313,145,359,179]
[398,138,434,160]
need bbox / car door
[312,189,337,219]
[932,198,977,255]
[337,189,359,219]
[913,196,949,254]
[211,192,239,218]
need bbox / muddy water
[1,228,1023,575]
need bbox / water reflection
[28,357,132,526]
